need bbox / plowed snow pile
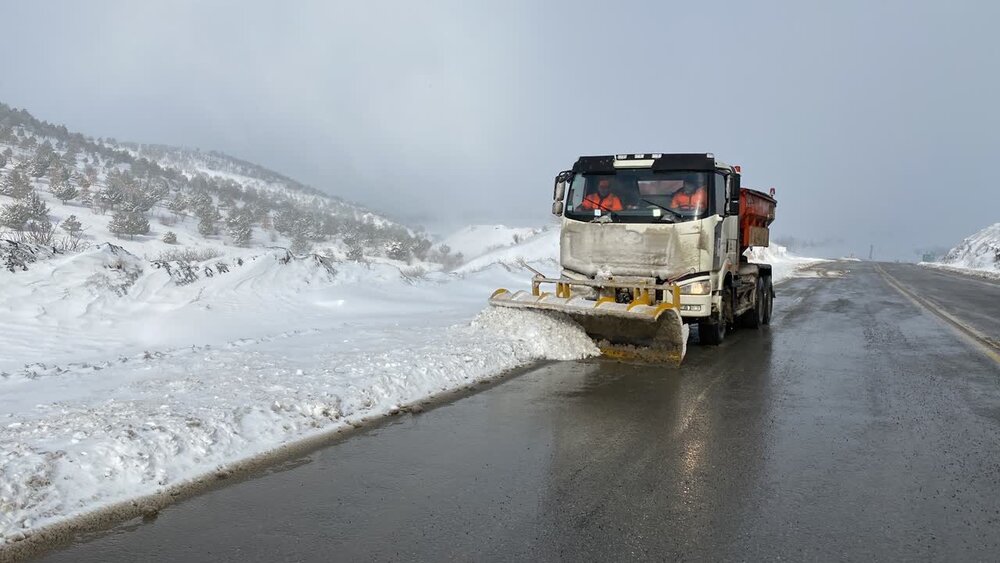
[924,223,1000,277]
[0,234,596,545]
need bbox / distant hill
[940,223,1000,273]
[0,102,450,265]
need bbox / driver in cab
[581,178,623,212]
[670,175,708,214]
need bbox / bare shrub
[154,247,223,263]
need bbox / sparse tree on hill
[226,207,253,246]
[167,193,187,219]
[30,142,55,177]
[0,201,30,231]
[47,163,70,187]
[60,214,83,238]
[0,152,6,170]
[290,231,312,255]
[54,183,79,203]
[108,209,150,239]
[162,231,177,244]
[0,168,33,199]
[25,191,50,222]
[196,203,220,237]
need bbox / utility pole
[868,244,874,261]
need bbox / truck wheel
[739,279,764,329]
[698,314,726,345]
[699,287,731,345]
[761,277,774,325]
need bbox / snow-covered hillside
[0,103,442,267]
[439,224,546,262]
[927,223,1000,275]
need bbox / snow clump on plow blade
[489,288,688,365]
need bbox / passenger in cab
[581,178,624,212]
[670,175,708,214]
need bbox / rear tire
[739,278,765,329]
[761,277,774,325]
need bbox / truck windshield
[564,170,715,223]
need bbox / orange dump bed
[739,188,777,249]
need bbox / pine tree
[60,214,83,237]
[162,231,177,244]
[0,169,33,199]
[167,194,187,219]
[30,143,55,177]
[54,183,79,203]
[0,201,30,231]
[196,203,220,237]
[290,232,312,255]
[25,191,50,222]
[226,208,253,246]
[108,210,149,239]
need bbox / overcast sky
[2,0,997,258]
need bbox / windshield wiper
[640,199,683,221]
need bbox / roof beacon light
[733,165,742,173]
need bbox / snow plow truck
[489,153,777,364]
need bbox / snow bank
[925,223,1000,275]
[0,307,595,544]
[745,243,825,284]
[0,231,601,546]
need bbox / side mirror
[728,199,740,215]
[552,200,564,216]
[553,170,572,202]
[553,181,567,202]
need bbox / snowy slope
[439,224,545,261]
[929,223,1000,274]
[455,228,560,273]
[0,103,434,265]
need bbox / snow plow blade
[489,278,687,364]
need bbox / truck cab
[552,153,775,343]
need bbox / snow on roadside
[745,243,826,283]
[922,223,1000,278]
[0,236,598,545]
[0,307,595,544]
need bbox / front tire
[699,286,732,345]
[698,313,726,345]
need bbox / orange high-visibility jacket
[581,193,623,211]
[670,187,707,212]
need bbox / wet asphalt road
[41,261,1000,561]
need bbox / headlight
[679,280,713,295]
